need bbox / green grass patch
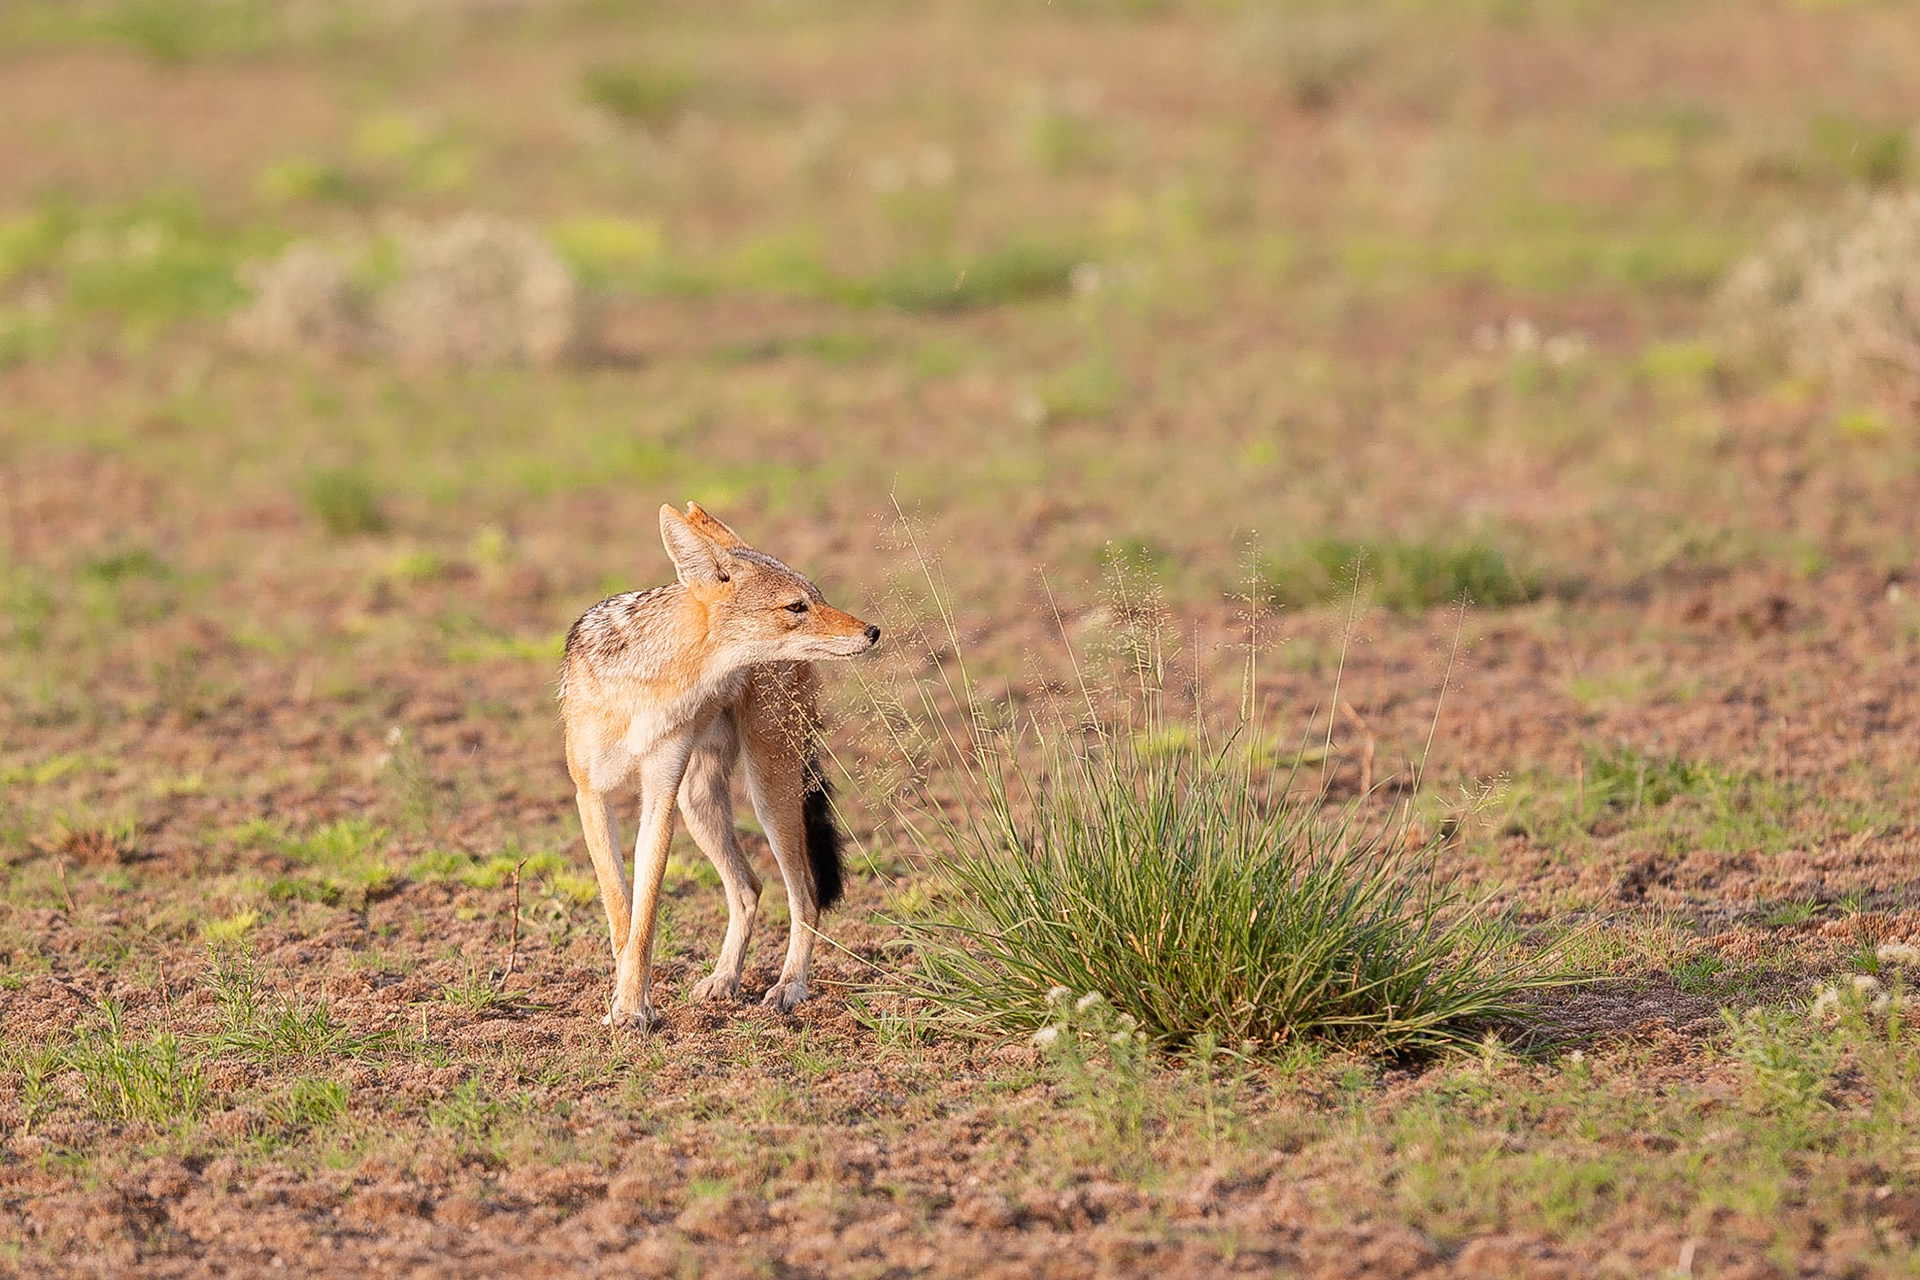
[624,233,1082,314]
[457,848,564,890]
[1583,743,1716,811]
[283,817,399,897]
[63,998,206,1127]
[204,950,377,1062]
[865,241,1081,312]
[1495,745,1891,858]
[201,908,260,946]
[0,193,268,334]
[304,468,389,537]
[579,60,697,127]
[1262,539,1539,612]
[259,1077,351,1148]
[891,704,1571,1053]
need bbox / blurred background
[4,0,1920,838]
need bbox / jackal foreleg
[609,748,691,1029]
[574,788,630,960]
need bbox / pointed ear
[683,501,747,549]
[660,504,732,585]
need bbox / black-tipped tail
[801,759,845,911]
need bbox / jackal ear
[683,501,747,549]
[660,504,734,585]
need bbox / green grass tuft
[281,816,400,900]
[891,712,1571,1054]
[64,998,206,1127]
[579,60,697,127]
[866,241,1081,312]
[305,468,389,537]
[1582,743,1717,811]
[210,992,375,1062]
[1262,538,1538,612]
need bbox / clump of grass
[262,816,403,905]
[201,908,259,947]
[259,1077,351,1147]
[866,241,1082,312]
[458,847,563,889]
[879,565,1570,1053]
[4,192,256,332]
[895,726,1559,1052]
[305,467,388,536]
[80,546,169,584]
[1262,538,1536,612]
[428,1076,505,1144]
[1582,743,1718,812]
[106,0,276,63]
[3,1041,63,1134]
[579,60,698,128]
[65,997,206,1127]
[204,951,375,1062]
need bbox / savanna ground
[5,1,1920,1276]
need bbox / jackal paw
[762,980,810,1013]
[604,1000,657,1031]
[689,972,743,1003]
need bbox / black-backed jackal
[559,503,879,1028]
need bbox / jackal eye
[783,600,809,614]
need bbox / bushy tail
[801,759,845,912]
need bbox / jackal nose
[863,624,881,646]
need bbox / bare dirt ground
[5,2,1920,1276]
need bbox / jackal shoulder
[559,585,694,695]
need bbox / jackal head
[660,502,881,664]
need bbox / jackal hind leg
[742,730,819,1013]
[677,715,761,1003]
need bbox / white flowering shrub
[230,213,579,368]
[1719,193,1920,398]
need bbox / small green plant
[1030,988,1153,1152]
[64,997,207,1127]
[205,944,266,1032]
[285,817,400,900]
[867,241,1081,312]
[579,60,697,127]
[260,1077,351,1145]
[458,847,563,890]
[428,1076,505,1143]
[79,546,169,584]
[201,908,260,947]
[1759,898,1825,929]
[105,0,277,62]
[409,848,473,881]
[1262,539,1536,612]
[204,950,375,1060]
[1582,743,1717,812]
[3,1040,64,1134]
[440,963,513,1015]
[305,468,388,536]
[1669,952,1727,996]
[1724,1005,1837,1119]
[211,994,372,1062]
